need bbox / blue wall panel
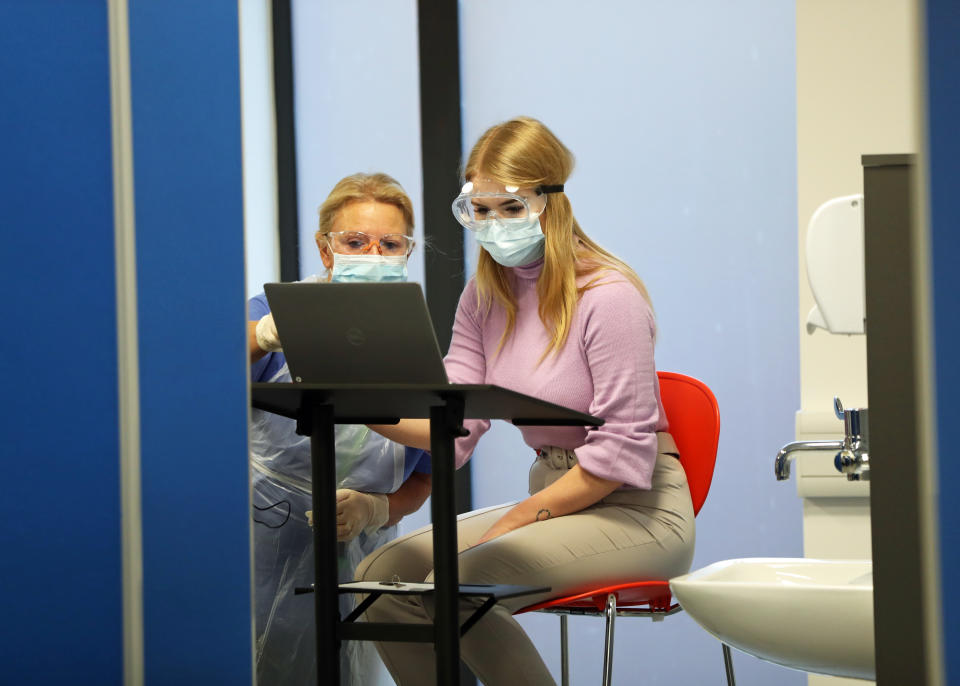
[926,0,960,680]
[459,2,800,683]
[0,1,122,681]
[128,1,251,681]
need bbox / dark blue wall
[927,0,960,681]
[0,1,122,681]
[127,1,251,682]
[0,1,251,682]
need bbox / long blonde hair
[466,116,653,358]
[315,172,414,240]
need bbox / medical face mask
[330,253,408,283]
[475,216,546,268]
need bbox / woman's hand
[473,464,623,546]
[305,473,431,539]
[475,508,527,545]
[335,489,389,541]
[248,314,281,363]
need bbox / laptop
[264,281,450,385]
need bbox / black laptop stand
[251,382,601,686]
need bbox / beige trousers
[354,441,695,686]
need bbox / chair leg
[560,613,570,686]
[722,643,736,686]
[601,593,616,686]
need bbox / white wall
[796,3,921,685]
[460,2,801,684]
[797,0,919,413]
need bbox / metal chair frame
[533,594,735,686]
[515,371,732,685]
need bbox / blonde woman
[357,118,696,685]
[248,173,432,686]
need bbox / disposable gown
[251,361,408,685]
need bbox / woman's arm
[367,419,432,451]
[367,279,484,452]
[475,464,622,544]
[384,471,432,526]
[371,280,491,457]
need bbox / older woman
[358,118,695,685]
[248,173,431,685]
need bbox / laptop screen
[264,281,449,385]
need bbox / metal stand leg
[560,614,569,686]
[722,643,736,686]
[430,400,465,686]
[308,404,339,686]
[601,593,616,686]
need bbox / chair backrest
[657,371,720,516]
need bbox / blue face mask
[330,253,408,283]
[475,217,545,268]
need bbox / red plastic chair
[515,371,730,686]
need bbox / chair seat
[512,372,728,686]
[519,580,675,614]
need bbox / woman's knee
[353,547,378,582]
[354,529,435,582]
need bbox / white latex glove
[336,489,389,542]
[255,312,282,352]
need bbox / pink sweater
[444,259,667,489]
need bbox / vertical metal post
[417,0,464,356]
[416,1,473,598]
[862,155,935,685]
[560,614,570,686]
[309,402,339,686]
[430,398,464,685]
[722,643,737,685]
[270,0,300,281]
[601,593,616,686]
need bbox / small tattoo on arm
[536,508,552,521]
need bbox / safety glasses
[451,181,564,232]
[325,231,415,256]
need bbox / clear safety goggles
[451,181,564,232]
[324,230,415,256]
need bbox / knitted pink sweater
[444,259,667,489]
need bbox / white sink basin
[670,558,874,680]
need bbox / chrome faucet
[832,398,869,481]
[774,397,870,482]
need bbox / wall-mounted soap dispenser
[805,194,865,335]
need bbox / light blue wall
[288,1,800,682]
[290,0,425,287]
[241,0,281,298]
[289,0,436,544]
[459,2,801,683]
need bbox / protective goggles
[324,230,415,256]
[451,181,564,232]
